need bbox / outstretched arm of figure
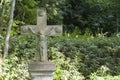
[21,25,38,34]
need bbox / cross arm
[21,25,39,35]
[43,25,63,36]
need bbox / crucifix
[21,9,62,62]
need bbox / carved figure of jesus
[21,9,62,62]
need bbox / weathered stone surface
[21,9,62,80]
[21,9,62,62]
[29,62,56,80]
[29,62,56,71]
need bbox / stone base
[29,62,56,80]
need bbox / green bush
[0,33,120,79]
[49,47,84,80]
[0,54,30,80]
[0,35,4,57]
[48,33,120,79]
[89,65,120,80]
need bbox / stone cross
[21,9,62,62]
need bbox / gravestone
[21,9,62,80]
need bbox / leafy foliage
[48,32,120,79]
[49,47,84,80]
[0,0,120,80]
[0,54,30,80]
[0,32,120,79]
[90,65,120,80]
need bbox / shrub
[0,33,120,79]
[0,54,30,80]
[90,65,120,80]
[48,47,84,80]
[48,33,120,79]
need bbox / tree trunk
[3,0,16,59]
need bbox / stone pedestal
[29,62,56,80]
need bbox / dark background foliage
[0,0,120,79]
